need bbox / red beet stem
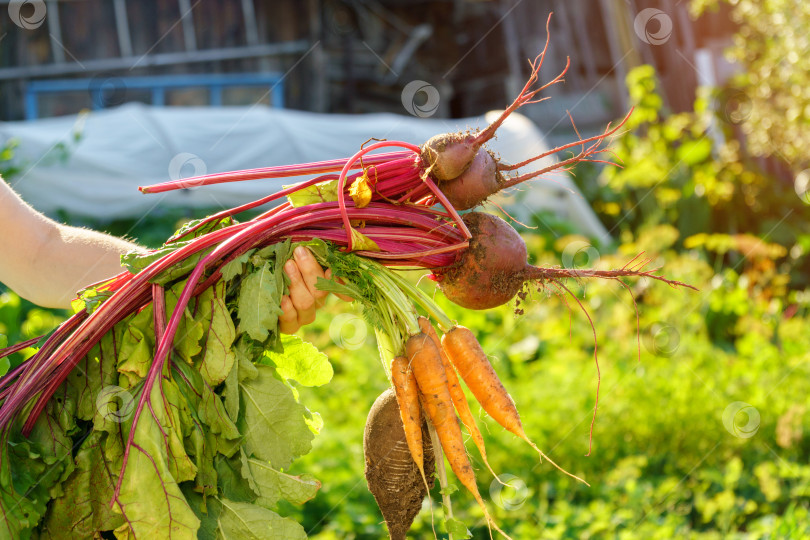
[167,175,337,243]
[0,336,42,361]
[139,150,414,193]
[169,156,423,243]
[335,142,423,250]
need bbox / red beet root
[439,149,502,211]
[435,212,527,310]
[420,132,479,182]
[434,212,697,310]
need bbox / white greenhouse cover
[0,104,610,244]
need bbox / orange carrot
[390,355,428,488]
[418,317,502,482]
[442,325,589,486]
[406,333,512,540]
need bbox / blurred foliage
[575,65,810,295]
[0,113,85,181]
[692,0,810,170]
[0,139,23,179]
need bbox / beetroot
[435,212,527,310]
[439,149,502,211]
[420,17,565,185]
[434,212,697,310]
[420,132,479,182]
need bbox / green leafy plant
[581,65,810,295]
[692,0,810,170]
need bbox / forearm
[0,178,143,309]
[24,223,143,309]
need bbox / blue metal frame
[24,73,286,120]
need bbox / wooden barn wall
[0,0,735,127]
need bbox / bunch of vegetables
[0,15,693,539]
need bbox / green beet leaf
[222,362,240,423]
[37,431,125,539]
[220,249,255,282]
[180,486,221,540]
[120,214,233,285]
[0,451,43,540]
[115,302,155,387]
[68,332,118,422]
[173,360,240,441]
[215,498,306,540]
[239,365,313,470]
[73,276,117,314]
[27,393,77,492]
[236,241,291,350]
[120,240,212,286]
[215,453,257,504]
[113,381,200,539]
[197,281,237,386]
[169,216,234,243]
[285,180,339,207]
[237,260,284,343]
[166,281,206,364]
[262,335,333,387]
[240,449,321,509]
[235,338,260,383]
[0,397,79,539]
[186,428,218,498]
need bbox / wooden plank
[554,0,580,90]
[308,0,328,112]
[0,41,310,79]
[177,0,197,51]
[113,0,133,57]
[500,0,523,100]
[570,0,599,88]
[46,0,65,64]
[242,0,259,45]
[598,0,631,112]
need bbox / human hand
[280,246,352,334]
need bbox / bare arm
[0,177,347,327]
[0,177,142,309]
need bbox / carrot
[390,355,428,489]
[442,325,589,486]
[417,316,503,483]
[406,333,512,540]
